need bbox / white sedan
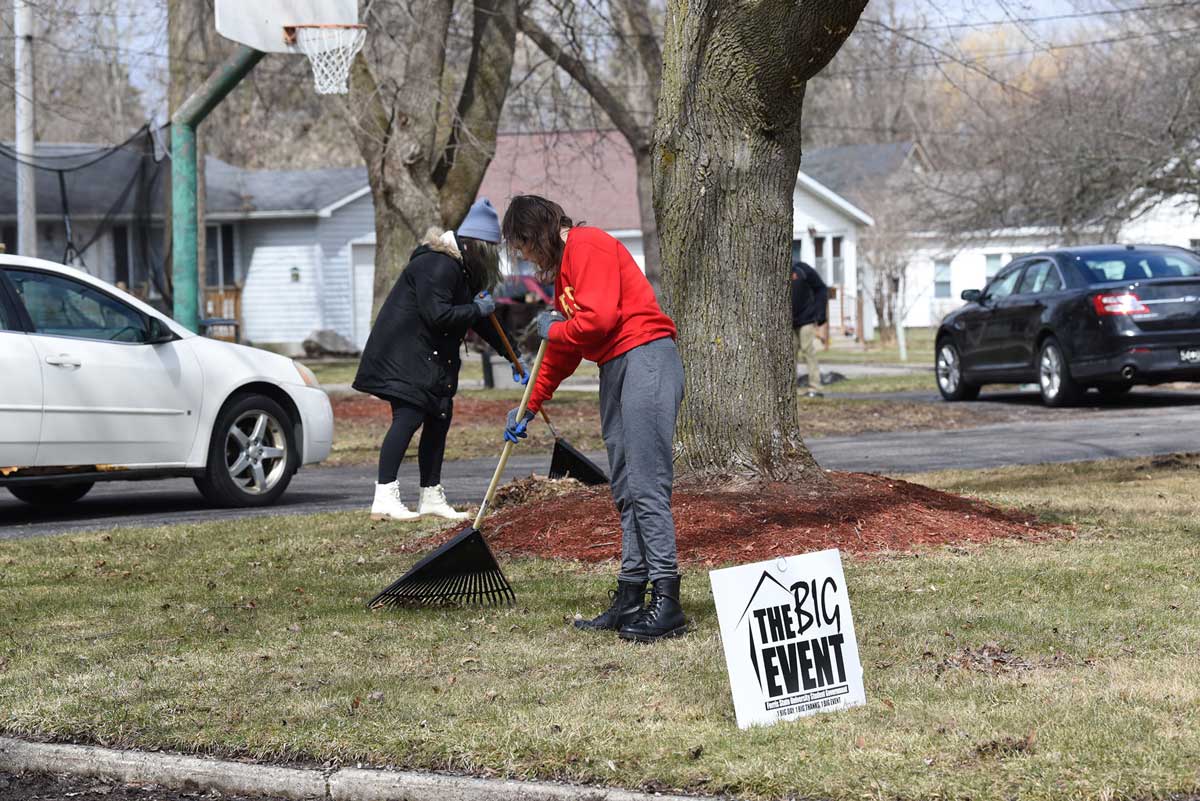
[0,256,333,508]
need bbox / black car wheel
[194,394,298,507]
[1038,337,1082,407]
[936,341,980,401]
[8,482,94,507]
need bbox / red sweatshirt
[527,227,676,414]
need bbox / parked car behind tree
[936,245,1200,406]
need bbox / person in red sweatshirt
[500,195,687,642]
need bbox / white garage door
[351,244,376,350]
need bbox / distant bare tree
[0,0,149,143]
[517,0,664,284]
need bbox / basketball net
[292,25,367,95]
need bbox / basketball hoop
[284,24,367,95]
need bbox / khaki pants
[793,324,820,390]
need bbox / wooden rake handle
[473,337,550,529]
[488,313,559,437]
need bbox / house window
[205,224,238,291]
[831,236,844,284]
[934,260,952,299]
[985,254,1003,279]
[813,236,827,281]
[791,240,803,265]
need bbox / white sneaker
[371,481,419,522]
[418,484,469,520]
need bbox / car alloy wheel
[937,344,961,395]
[1040,344,1063,401]
[224,410,289,495]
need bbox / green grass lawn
[2,456,1199,798]
[824,373,937,395]
[302,358,359,386]
[823,327,937,366]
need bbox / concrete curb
[0,737,712,801]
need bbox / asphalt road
[2,388,1198,540]
[0,771,281,801]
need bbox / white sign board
[709,549,865,729]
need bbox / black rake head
[548,438,609,486]
[369,527,516,609]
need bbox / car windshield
[1067,250,1200,284]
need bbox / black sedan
[936,245,1200,406]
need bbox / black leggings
[377,400,452,486]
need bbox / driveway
[3,388,1198,540]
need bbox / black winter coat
[791,261,829,328]
[353,232,513,419]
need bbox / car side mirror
[146,317,176,344]
[961,289,982,303]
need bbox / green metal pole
[171,45,265,332]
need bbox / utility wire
[862,0,1194,33]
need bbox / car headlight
[293,361,321,388]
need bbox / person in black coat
[353,199,524,521]
[791,260,829,398]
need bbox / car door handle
[45,354,82,368]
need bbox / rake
[488,314,609,486]
[368,338,549,609]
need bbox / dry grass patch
[1,455,1199,799]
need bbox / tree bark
[653,0,866,483]
[633,148,662,284]
[351,0,518,312]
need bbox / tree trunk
[633,148,661,288]
[653,0,867,483]
[349,0,517,313]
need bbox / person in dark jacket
[353,198,525,521]
[791,260,829,398]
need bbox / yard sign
[709,549,865,729]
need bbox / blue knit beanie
[458,198,502,244]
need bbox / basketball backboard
[215,0,359,54]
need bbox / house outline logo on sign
[710,549,866,729]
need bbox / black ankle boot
[618,576,687,642]
[574,580,647,631]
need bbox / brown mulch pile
[331,395,513,424]
[408,472,1058,565]
[331,395,597,426]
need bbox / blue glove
[536,310,565,340]
[473,291,496,317]
[504,408,534,444]
[511,359,529,385]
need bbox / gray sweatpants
[598,337,685,583]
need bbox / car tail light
[1092,292,1150,316]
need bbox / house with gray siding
[4,133,877,352]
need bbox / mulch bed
[406,472,1058,566]
[331,395,596,426]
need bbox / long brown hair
[501,195,575,282]
[459,236,501,295]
